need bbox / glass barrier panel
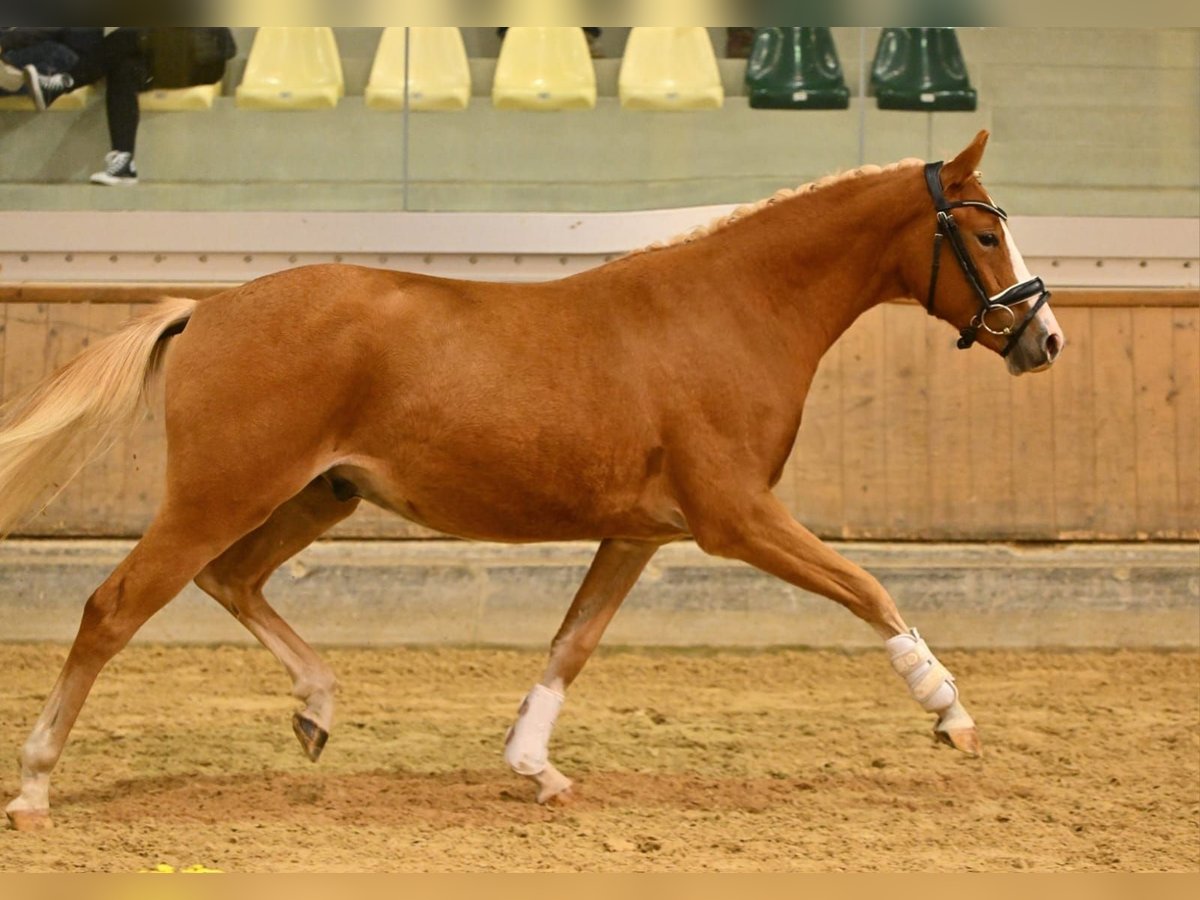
[0,27,1194,216]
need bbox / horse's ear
[941,130,990,191]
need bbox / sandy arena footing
[1,644,1196,872]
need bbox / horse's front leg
[686,491,981,756]
[504,538,660,803]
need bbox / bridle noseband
[923,161,1051,357]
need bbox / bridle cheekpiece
[923,161,1050,357]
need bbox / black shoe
[24,67,74,111]
[90,151,139,186]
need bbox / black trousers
[69,28,150,155]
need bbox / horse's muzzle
[1006,321,1065,375]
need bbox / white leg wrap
[886,629,959,714]
[503,684,564,776]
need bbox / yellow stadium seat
[0,85,94,111]
[235,27,344,110]
[366,27,471,111]
[492,27,596,111]
[619,27,724,110]
[140,82,221,111]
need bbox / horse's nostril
[1043,332,1063,362]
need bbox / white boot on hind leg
[886,629,982,756]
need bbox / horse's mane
[628,157,925,258]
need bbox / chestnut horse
[2,131,1062,829]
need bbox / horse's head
[901,130,1064,375]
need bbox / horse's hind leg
[194,477,360,762]
[504,538,660,803]
[5,500,276,831]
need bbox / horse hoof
[292,712,329,763]
[534,762,574,805]
[7,809,53,832]
[540,785,574,807]
[935,726,983,757]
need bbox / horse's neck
[594,173,921,401]
[698,177,918,371]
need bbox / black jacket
[0,27,103,53]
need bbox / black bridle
[923,161,1051,357]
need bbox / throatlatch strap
[886,629,958,713]
[926,231,945,314]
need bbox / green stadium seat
[746,27,850,110]
[871,27,977,111]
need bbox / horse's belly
[330,452,684,543]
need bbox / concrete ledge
[1,540,1196,648]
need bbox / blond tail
[0,296,197,538]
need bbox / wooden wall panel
[1009,336,1058,539]
[2,303,51,535]
[966,333,1017,537]
[0,295,1196,542]
[1090,308,1140,538]
[839,309,888,537]
[790,340,844,535]
[1173,309,1200,530]
[925,311,974,539]
[1133,309,1181,537]
[881,303,931,538]
[1048,307,1097,537]
[3,304,47,399]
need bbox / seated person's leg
[23,46,102,109]
[1,40,77,96]
[91,34,151,186]
[23,27,117,109]
[4,40,78,76]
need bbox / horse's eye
[977,233,999,248]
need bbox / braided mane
[628,158,925,258]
